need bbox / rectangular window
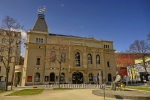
[50,51,56,62]
[0,66,1,73]
[36,58,40,65]
[36,38,43,43]
[0,47,4,52]
[107,61,110,67]
[61,53,66,63]
[8,66,10,73]
[0,56,3,62]
[2,38,5,43]
[36,38,38,43]
[27,76,32,82]
[41,39,43,43]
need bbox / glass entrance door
[72,72,83,84]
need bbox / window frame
[36,58,40,65]
[61,52,66,63]
[96,54,100,64]
[88,53,92,64]
[0,56,3,62]
[107,61,110,67]
[75,52,80,66]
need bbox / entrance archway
[72,72,83,84]
[50,72,55,82]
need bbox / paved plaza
[0,88,114,100]
[0,86,150,100]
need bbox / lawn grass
[0,90,8,94]
[7,89,44,96]
[126,87,150,91]
[107,85,150,91]
[53,88,73,90]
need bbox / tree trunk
[142,57,147,73]
[11,57,16,90]
[6,47,11,91]
[5,67,9,91]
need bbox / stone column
[99,70,103,85]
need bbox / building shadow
[114,95,124,99]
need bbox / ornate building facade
[22,13,116,86]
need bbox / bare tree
[129,40,149,73]
[147,33,150,40]
[0,16,23,90]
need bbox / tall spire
[32,6,48,33]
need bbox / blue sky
[0,0,150,53]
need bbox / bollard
[101,84,106,99]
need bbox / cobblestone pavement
[0,88,121,100]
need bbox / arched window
[89,73,93,82]
[75,52,80,66]
[61,52,66,63]
[88,54,92,64]
[36,58,40,65]
[96,54,100,64]
[34,73,40,82]
[50,51,56,62]
[60,73,65,82]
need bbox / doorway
[50,72,55,82]
[72,72,83,84]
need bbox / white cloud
[115,51,121,53]
[20,29,27,40]
[10,28,27,40]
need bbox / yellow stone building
[0,29,21,83]
[22,13,116,86]
[135,56,150,64]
